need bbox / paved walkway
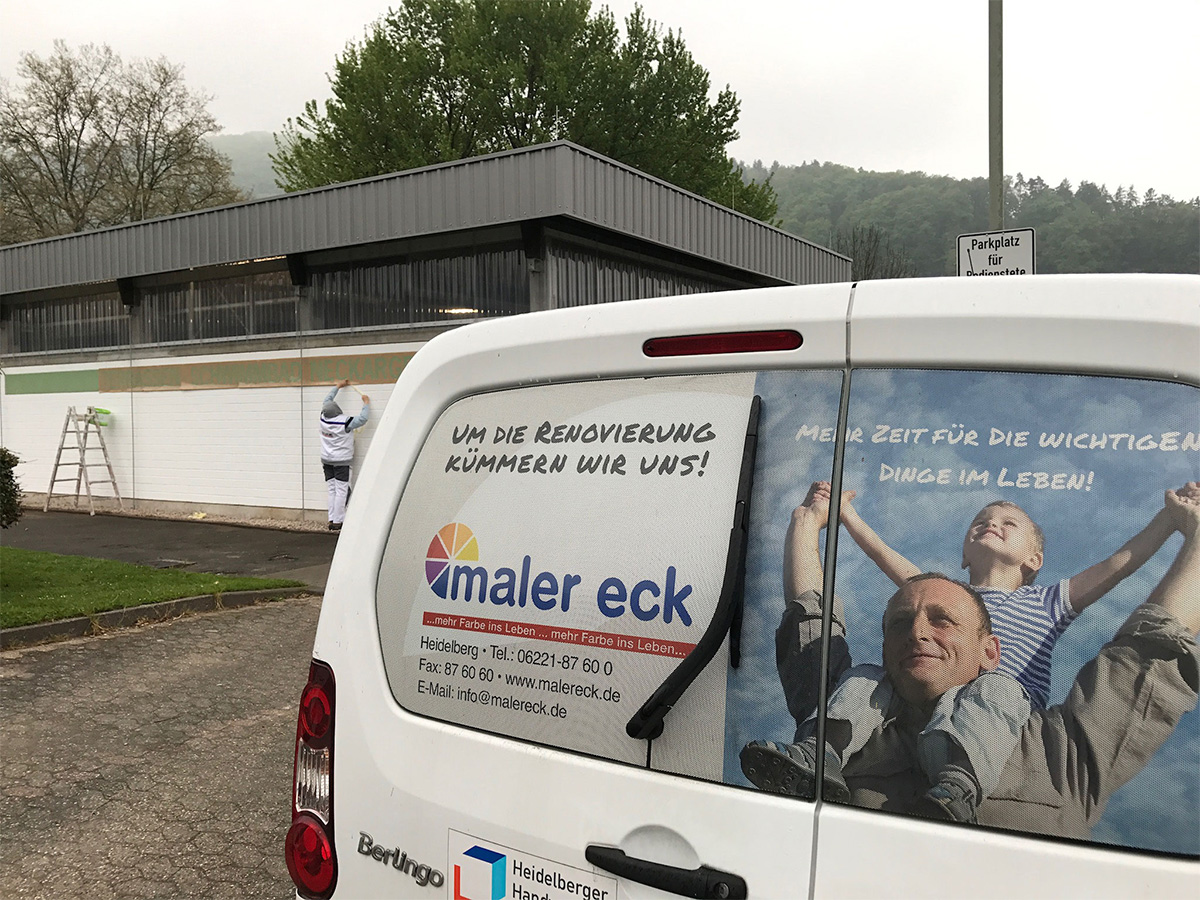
[0,596,321,899]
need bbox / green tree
[0,41,246,244]
[272,0,776,222]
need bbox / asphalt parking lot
[0,595,321,899]
[1,510,335,899]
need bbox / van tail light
[643,330,802,357]
[286,660,338,899]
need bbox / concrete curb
[25,500,332,534]
[0,587,320,650]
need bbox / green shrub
[1,447,25,529]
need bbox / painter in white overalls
[319,380,370,531]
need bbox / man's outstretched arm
[784,481,831,602]
[1148,482,1200,633]
[777,482,853,730]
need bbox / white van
[285,275,1199,899]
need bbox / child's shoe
[915,769,978,823]
[739,738,851,802]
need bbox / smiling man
[880,574,999,707]
[745,481,1200,841]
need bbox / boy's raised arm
[1066,485,1193,614]
[839,492,921,588]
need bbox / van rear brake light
[286,814,336,898]
[643,330,802,357]
[287,660,337,900]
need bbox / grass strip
[0,546,305,629]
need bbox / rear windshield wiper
[625,395,761,741]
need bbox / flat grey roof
[0,141,849,297]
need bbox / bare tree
[829,224,916,280]
[1,41,245,244]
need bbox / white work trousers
[323,464,351,524]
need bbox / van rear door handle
[585,845,747,899]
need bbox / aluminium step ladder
[44,406,124,515]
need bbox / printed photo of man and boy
[725,369,1199,857]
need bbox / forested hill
[745,160,1199,277]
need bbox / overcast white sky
[3,0,1198,200]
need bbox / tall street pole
[989,0,1003,230]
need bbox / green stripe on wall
[5,370,100,395]
[97,352,415,392]
[5,352,415,396]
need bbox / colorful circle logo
[426,523,478,598]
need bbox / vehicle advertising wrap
[378,374,757,770]
[728,369,1200,856]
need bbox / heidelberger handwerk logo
[426,523,479,598]
[454,845,506,900]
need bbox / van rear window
[375,370,842,779]
[732,368,1200,857]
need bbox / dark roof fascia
[1,141,848,297]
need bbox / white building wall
[0,361,131,505]
[130,386,304,507]
[1,340,420,521]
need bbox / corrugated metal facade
[550,239,731,308]
[0,253,533,355]
[1,242,731,355]
[5,292,130,353]
[0,142,848,297]
[308,249,528,329]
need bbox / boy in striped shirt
[741,483,1181,823]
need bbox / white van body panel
[814,804,1198,900]
[305,275,1199,900]
[312,284,852,899]
[851,273,1199,379]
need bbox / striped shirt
[976,580,1075,709]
